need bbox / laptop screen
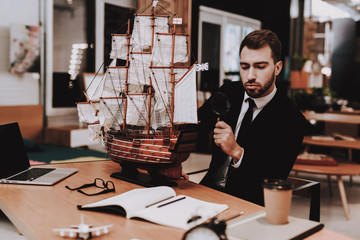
[0,122,30,178]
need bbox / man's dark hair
[239,29,282,63]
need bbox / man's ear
[275,61,283,76]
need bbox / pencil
[157,196,186,208]
[145,196,174,208]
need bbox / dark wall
[191,0,291,61]
[330,19,357,102]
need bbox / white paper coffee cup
[263,179,293,225]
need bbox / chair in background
[288,176,320,222]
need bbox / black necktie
[226,98,256,182]
[236,98,256,145]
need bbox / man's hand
[181,170,189,180]
[213,119,243,162]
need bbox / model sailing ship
[77,1,206,185]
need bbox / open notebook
[0,122,77,185]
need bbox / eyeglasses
[65,178,115,196]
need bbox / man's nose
[247,67,256,80]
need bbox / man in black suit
[198,29,307,206]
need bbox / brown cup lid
[263,178,292,190]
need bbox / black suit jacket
[198,81,307,205]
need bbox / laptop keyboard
[7,168,56,181]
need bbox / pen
[145,196,174,208]
[157,196,186,208]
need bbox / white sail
[99,98,123,130]
[173,66,197,124]
[88,124,101,141]
[77,102,100,124]
[150,68,171,111]
[99,96,148,128]
[126,95,151,127]
[103,67,127,97]
[154,16,170,33]
[152,34,188,66]
[131,16,169,52]
[149,67,190,129]
[77,102,102,141]
[130,52,152,66]
[85,74,105,101]
[110,35,128,60]
[150,94,171,130]
[128,62,151,86]
[150,67,187,111]
[150,68,171,129]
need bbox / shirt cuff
[230,149,244,168]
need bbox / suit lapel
[250,90,282,127]
[224,85,244,132]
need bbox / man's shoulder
[273,92,306,121]
[274,91,299,108]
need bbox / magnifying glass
[210,92,231,119]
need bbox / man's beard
[245,71,276,98]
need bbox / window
[198,6,261,91]
[45,0,136,125]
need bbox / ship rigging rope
[100,98,123,129]
[157,4,176,18]
[136,2,176,20]
[79,61,105,102]
[136,2,173,16]
[108,68,155,135]
[136,2,153,15]
[91,74,105,99]
[128,95,155,135]
[151,70,171,121]
[107,71,125,125]
[112,21,130,35]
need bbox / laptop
[0,122,77,185]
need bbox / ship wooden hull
[104,127,197,178]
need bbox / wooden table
[292,163,360,221]
[303,111,360,138]
[303,136,360,149]
[0,161,353,240]
[303,136,360,161]
[303,111,360,125]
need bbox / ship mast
[144,3,157,135]
[169,21,176,133]
[122,19,131,133]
